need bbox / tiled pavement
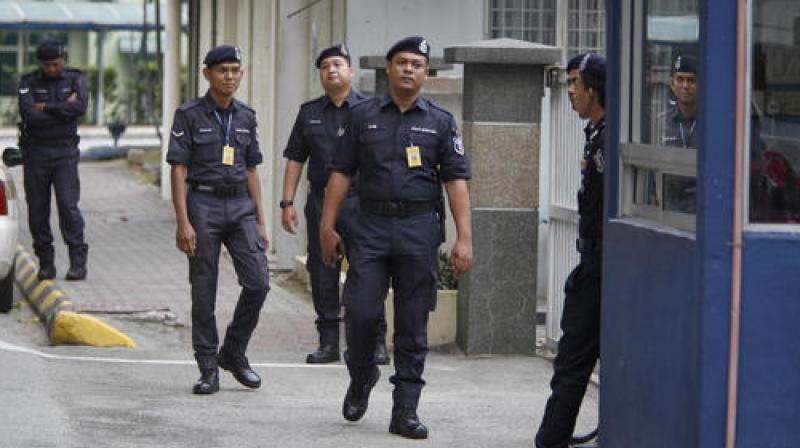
[13,160,319,358]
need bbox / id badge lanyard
[214,110,234,166]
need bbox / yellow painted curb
[50,311,136,347]
[14,245,136,348]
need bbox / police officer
[281,44,389,365]
[167,45,270,395]
[660,54,697,148]
[320,36,473,439]
[535,53,606,448]
[658,53,698,214]
[18,38,89,281]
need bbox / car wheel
[0,260,15,313]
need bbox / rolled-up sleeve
[282,108,309,163]
[166,109,191,166]
[245,115,263,167]
[439,115,471,181]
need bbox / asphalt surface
[0,154,598,447]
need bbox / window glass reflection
[749,0,800,224]
[641,0,699,146]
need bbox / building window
[567,0,606,57]
[618,0,700,231]
[748,0,800,225]
[489,0,557,45]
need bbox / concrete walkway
[0,159,598,447]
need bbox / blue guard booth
[602,1,800,447]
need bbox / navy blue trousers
[342,209,440,410]
[187,191,270,370]
[23,150,87,268]
[305,192,386,347]
[536,257,601,448]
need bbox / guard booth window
[748,0,800,226]
[620,0,699,231]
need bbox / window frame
[743,0,800,231]
[617,0,699,232]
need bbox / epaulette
[63,67,84,76]
[235,99,256,115]
[428,99,454,118]
[178,97,204,112]
[300,96,324,109]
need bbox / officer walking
[281,44,389,365]
[535,53,606,448]
[17,38,89,281]
[320,36,473,439]
[167,45,270,395]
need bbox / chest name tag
[406,146,422,168]
[222,145,235,166]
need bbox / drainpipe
[725,0,747,447]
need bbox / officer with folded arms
[281,44,389,365]
[167,45,270,395]
[321,36,473,439]
[18,38,89,281]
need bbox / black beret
[36,38,64,61]
[671,54,697,74]
[316,44,351,68]
[203,45,242,68]
[567,52,606,83]
[386,36,430,61]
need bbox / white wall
[345,0,485,86]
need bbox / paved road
[0,159,598,447]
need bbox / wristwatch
[279,199,294,209]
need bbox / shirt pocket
[303,124,328,155]
[358,124,391,165]
[191,131,220,162]
[56,84,74,101]
[33,88,49,102]
[408,131,440,167]
[408,130,441,183]
[233,131,252,167]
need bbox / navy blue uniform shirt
[659,102,696,148]
[167,93,262,184]
[18,67,88,141]
[331,93,470,201]
[578,118,605,242]
[283,89,367,189]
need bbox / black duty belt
[190,182,248,197]
[28,137,78,147]
[360,199,438,218]
[576,238,602,254]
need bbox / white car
[0,147,20,312]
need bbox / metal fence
[543,73,586,351]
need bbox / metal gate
[543,72,586,352]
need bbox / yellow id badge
[222,145,235,166]
[406,145,422,168]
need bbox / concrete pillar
[160,0,182,200]
[358,56,453,96]
[444,38,560,355]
